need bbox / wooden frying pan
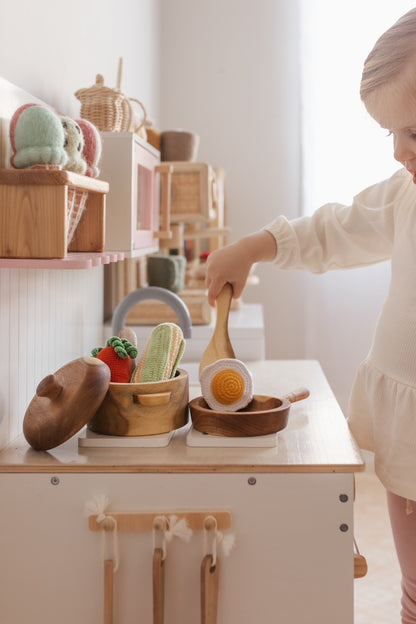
[189,387,310,437]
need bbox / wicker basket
[67,188,88,245]
[31,165,88,246]
[75,63,147,134]
[75,74,124,132]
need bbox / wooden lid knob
[36,374,63,400]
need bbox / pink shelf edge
[0,251,125,270]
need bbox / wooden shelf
[0,251,124,270]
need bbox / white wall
[0,267,105,449]
[0,0,394,416]
[298,2,411,411]
[157,0,392,416]
[0,0,161,122]
[0,0,162,447]
[159,0,307,359]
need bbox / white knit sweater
[264,167,416,499]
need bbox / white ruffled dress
[264,168,416,500]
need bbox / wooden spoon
[199,283,235,378]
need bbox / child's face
[391,127,416,184]
[365,82,416,184]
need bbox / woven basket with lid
[75,74,124,132]
[75,61,147,133]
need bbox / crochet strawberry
[92,337,138,382]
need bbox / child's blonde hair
[361,8,416,110]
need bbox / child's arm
[205,229,277,306]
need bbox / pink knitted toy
[76,118,102,178]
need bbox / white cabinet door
[0,471,354,624]
[100,132,160,255]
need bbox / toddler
[206,9,416,623]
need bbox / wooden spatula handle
[215,283,233,330]
[199,283,235,376]
[201,554,220,624]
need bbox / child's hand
[205,242,252,306]
[205,230,277,307]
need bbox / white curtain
[300,0,414,213]
[299,1,415,415]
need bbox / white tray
[78,427,176,448]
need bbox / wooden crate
[0,168,108,258]
[168,162,215,222]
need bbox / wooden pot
[88,369,189,436]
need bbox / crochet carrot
[92,337,138,382]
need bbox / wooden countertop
[0,360,364,474]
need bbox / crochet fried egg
[200,358,253,412]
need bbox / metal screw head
[339,494,349,503]
[339,523,349,532]
[50,476,60,486]
[247,477,257,486]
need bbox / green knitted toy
[131,323,185,383]
[9,104,68,168]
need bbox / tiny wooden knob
[36,374,63,400]
[153,516,167,532]
[204,516,217,531]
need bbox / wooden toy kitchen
[0,77,365,624]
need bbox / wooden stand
[158,163,229,261]
[0,168,108,258]
[125,288,213,325]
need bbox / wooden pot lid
[23,356,111,450]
